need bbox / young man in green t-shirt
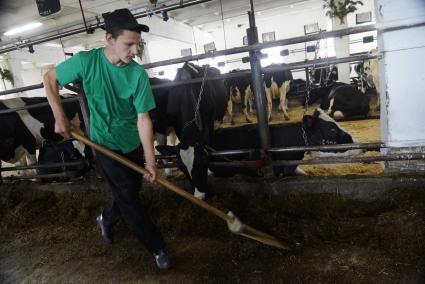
[43,8,172,270]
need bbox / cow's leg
[25,153,38,176]
[294,166,307,176]
[155,133,173,178]
[15,155,27,176]
[178,146,206,200]
[243,88,252,123]
[246,86,254,113]
[226,98,234,124]
[327,98,335,115]
[265,87,273,121]
[279,80,290,120]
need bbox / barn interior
[1,0,425,282]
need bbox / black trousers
[96,146,166,254]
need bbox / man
[43,8,172,270]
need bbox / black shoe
[96,214,113,244]
[153,249,173,270]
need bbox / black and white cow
[0,95,87,177]
[152,63,228,199]
[224,70,254,124]
[208,108,357,177]
[316,83,370,119]
[263,64,293,121]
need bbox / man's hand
[144,163,157,183]
[55,115,71,139]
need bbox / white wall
[193,0,377,79]
[376,0,425,147]
[0,45,67,98]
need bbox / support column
[332,0,351,84]
[376,0,425,173]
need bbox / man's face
[107,30,141,65]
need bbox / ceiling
[0,0,313,49]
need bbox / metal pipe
[0,83,44,96]
[0,0,214,54]
[142,24,380,69]
[0,161,88,172]
[0,0,174,49]
[63,84,80,93]
[0,97,79,115]
[208,152,425,168]
[272,152,425,166]
[2,172,76,181]
[148,54,378,90]
[268,143,384,153]
[246,11,270,153]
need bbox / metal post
[246,1,272,177]
[246,8,270,153]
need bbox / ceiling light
[4,22,42,36]
[214,12,219,16]
[256,12,262,16]
[226,19,231,22]
[42,42,62,48]
[290,5,294,8]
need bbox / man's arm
[137,112,157,183]
[43,68,71,139]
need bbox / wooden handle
[71,131,230,221]
[71,131,290,250]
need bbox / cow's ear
[302,115,314,129]
[155,145,178,156]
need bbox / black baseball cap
[102,8,149,33]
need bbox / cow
[224,70,254,124]
[0,94,87,178]
[208,108,358,177]
[263,64,293,121]
[362,48,380,111]
[152,62,228,200]
[318,83,370,119]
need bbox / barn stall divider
[1,10,425,183]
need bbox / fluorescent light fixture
[4,22,42,36]
[42,42,62,48]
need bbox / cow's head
[302,109,359,157]
[156,142,208,200]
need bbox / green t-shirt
[55,48,156,153]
